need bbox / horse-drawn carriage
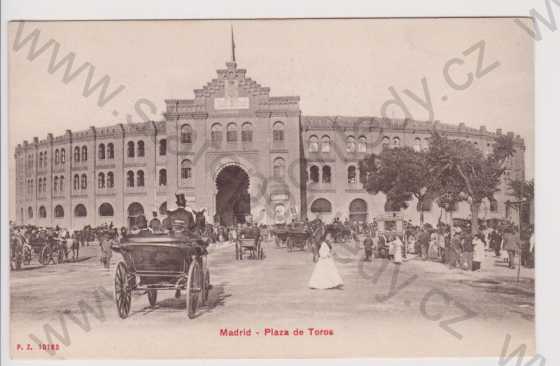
[325,222,352,243]
[285,223,311,252]
[111,231,211,319]
[271,224,289,248]
[235,227,264,260]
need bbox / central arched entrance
[215,165,250,226]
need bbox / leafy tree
[427,132,515,233]
[508,179,534,201]
[359,146,440,224]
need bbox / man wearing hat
[165,193,196,232]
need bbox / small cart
[235,228,264,260]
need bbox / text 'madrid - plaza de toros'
[13,44,526,230]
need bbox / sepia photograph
[7,17,536,359]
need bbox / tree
[508,179,534,201]
[427,132,516,234]
[359,146,440,224]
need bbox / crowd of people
[359,220,535,272]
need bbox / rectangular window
[241,130,253,142]
[181,167,192,180]
[273,130,284,142]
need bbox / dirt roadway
[10,239,535,359]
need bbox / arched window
[393,137,401,147]
[273,157,285,179]
[413,137,421,152]
[99,203,114,217]
[382,136,390,149]
[348,166,357,184]
[81,174,87,189]
[98,172,105,188]
[37,178,42,193]
[98,143,105,159]
[106,143,114,159]
[159,169,167,186]
[43,178,47,192]
[226,123,237,142]
[181,124,193,144]
[127,141,135,158]
[55,149,60,165]
[81,146,87,161]
[211,123,223,143]
[273,121,285,142]
[137,141,145,157]
[126,170,135,187]
[349,198,368,222]
[241,122,253,142]
[59,176,64,191]
[74,146,80,162]
[358,136,367,152]
[28,207,33,218]
[322,165,331,183]
[310,198,332,214]
[181,159,192,182]
[74,204,87,217]
[106,172,114,188]
[54,205,64,218]
[159,139,167,155]
[137,170,145,187]
[309,165,319,183]
[73,174,80,190]
[39,152,43,168]
[39,206,47,218]
[321,135,331,153]
[54,176,59,192]
[346,136,356,152]
[60,149,66,164]
[308,135,319,152]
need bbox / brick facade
[13,61,526,229]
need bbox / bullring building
[13,54,526,230]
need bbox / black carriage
[235,228,264,260]
[111,232,210,319]
[25,231,63,265]
[285,224,310,252]
[326,223,352,243]
[271,224,288,248]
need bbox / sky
[8,18,534,216]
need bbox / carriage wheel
[185,259,202,319]
[201,269,210,306]
[114,262,132,319]
[147,290,157,307]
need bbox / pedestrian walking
[308,232,343,289]
[502,227,520,269]
[462,232,474,271]
[363,236,374,262]
[472,233,485,271]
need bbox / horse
[308,219,326,262]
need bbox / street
[10,238,535,359]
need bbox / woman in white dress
[308,233,344,289]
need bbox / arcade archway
[215,165,250,226]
